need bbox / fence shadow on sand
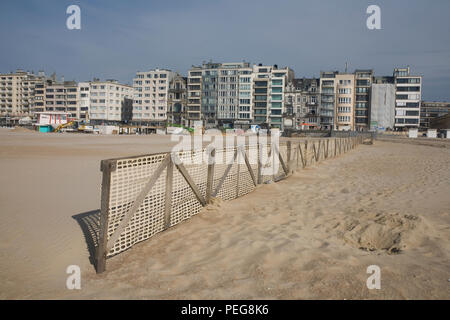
[72,210,100,267]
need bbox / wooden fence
[95,134,373,273]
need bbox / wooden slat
[274,144,289,176]
[241,147,257,186]
[298,142,305,168]
[205,148,215,203]
[257,142,262,184]
[173,154,207,207]
[96,159,115,274]
[106,154,170,252]
[164,157,173,230]
[212,148,238,197]
[236,150,240,198]
[286,141,292,173]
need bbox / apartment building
[216,62,252,128]
[236,65,253,128]
[354,69,373,131]
[186,65,205,127]
[335,73,356,131]
[133,69,176,125]
[0,70,46,117]
[284,80,302,129]
[187,62,253,129]
[286,78,320,129]
[167,74,187,126]
[420,101,450,129]
[319,71,337,130]
[33,76,80,120]
[370,76,396,131]
[393,67,422,129]
[78,82,90,121]
[89,79,133,124]
[251,64,294,129]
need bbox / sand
[0,128,449,299]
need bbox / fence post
[164,156,173,229]
[334,138,337,157]
[286,141,292,174]
[236,147,241,198]
[257,141,262,184]
[304,140,308,166]
[206,148,215,204]
[96,159,116,274]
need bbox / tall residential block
[354,69,373,131]
[0,69,46,117]
[89,79,133,123]
[370,76,395,130]
[78,82,90,122]
[319,71,337,130]
[252,64,294,129]
[187,61,254,129]
[286,78,320,129]
[335,73,356,131]
[133,69,176,125]
[393,67,422,129]
[167,74,187,126]
[33,76,80,119]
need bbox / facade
[335,73,356,131]
[251,64,294,129]
[78,82,90,122]
[89,80,133,123]
[319,71,337,130]
[284,80,302,129]
[354,69,373,131]
[393,67,422,129]
[187,62,254,129]
[216,62,252,128]
[370,77,396,131]
[33,76,80,120]
[235,64,253,128]
[133,69,176,125]
[167,74,187,126]
[186,66,204,126]
[420,101,450,129]
[286,78,320,129]
[0,70,46,117]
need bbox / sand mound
[332,213,420,254]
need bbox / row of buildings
[1,64,448,131]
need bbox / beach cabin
[35,112,70,132]
[408,128,418,138]
[427,129,437,138]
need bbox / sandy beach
[0,128,449,299]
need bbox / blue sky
[1,0,449,100]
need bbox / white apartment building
[319,71,337,130]
[89,80,133,123]
[335,73,355,131]
[216,62,252,128]
[393,67,422,129]
[0,70,46,117]
[133,69,176,124]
